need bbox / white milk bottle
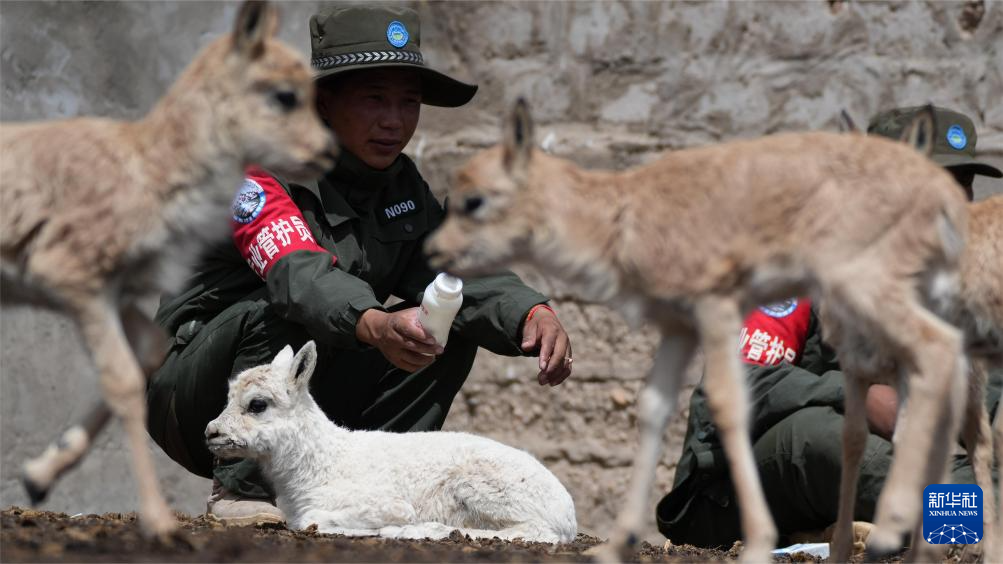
[417,273,464,348]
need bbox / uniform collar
[329,149,404,208]
[299,150,407,226]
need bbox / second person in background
[656,106,1002,552]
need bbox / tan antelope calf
[826,114,1001,562]
[960,195,1003,562]
[0,1,333,537]
[426,99,969,562]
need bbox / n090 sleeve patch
[232,168,335,279]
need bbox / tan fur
[886,195,1003,563]
[0,1,332,537]
[959,195,1003,562]
[959,196,1003,356]
[908,195,1003,563]
[426,100,969,562]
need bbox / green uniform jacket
[156,151,548,354]
[657,309,842,527]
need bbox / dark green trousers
[657,405,988,548]
[146,288,477,498]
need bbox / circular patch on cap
[386,21,409,48]
[947,125,967,150]
[232,178,266,224]
[758,298,798,318]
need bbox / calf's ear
[901,104,935,157]
[271,344,294,375]
[503,97,535,183]
[290,341,318,391]
[232,0,278,60]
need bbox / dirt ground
[1,506,796,563]
[14,506,995,564]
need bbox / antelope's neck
[532,164,629,302]
[132,49,243,204]
[263,403,351,508]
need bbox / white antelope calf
[205,341,578,543]
[425,99,969,562]
[0,0,333,537]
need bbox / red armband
[231,167,333,279]
[525,303,555,322]
[739,298,812,366]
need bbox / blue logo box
[923,484,982,545]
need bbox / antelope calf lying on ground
[0,0,332,536]
[205,341,578,543]
[426,99,969,562]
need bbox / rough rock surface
[2,1,1001,546]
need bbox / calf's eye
[463,196,485,215]
[272,90,299,112]
[248,398,268,414]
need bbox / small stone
[448,529,465,542]
[64,528,94,544]
[610,387,632,408]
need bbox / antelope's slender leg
[22,303,167,504]
[695,297,776,563]
[600,331,697,562]
[74,298,174,537]
[830,377,870,562]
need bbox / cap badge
[386,21,409,48]
[759,298,799,318]
[947,125,967,150]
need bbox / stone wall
[2,0,1001,544]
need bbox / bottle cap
[433,273,463,299]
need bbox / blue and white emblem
[232,178,266,224]
[759,299,798,318]
[947,125,967,150]
[924,484,982,545]
[386,21,409,48]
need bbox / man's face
[317,69,421,170]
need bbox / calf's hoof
[22,474,49,506]
[864,526,906,561]
[140,503,179,540]
[588,530,638,564]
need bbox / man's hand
[866,384,898,441]
[356,308,443,372]
[520,305,573,387]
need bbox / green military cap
[309,5,477,108]
[867,106,1002,178]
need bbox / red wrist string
[525,303,555,322]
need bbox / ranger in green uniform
[146,5,574,525]
[656,106,1002,550]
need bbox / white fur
[206,342,577,543]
